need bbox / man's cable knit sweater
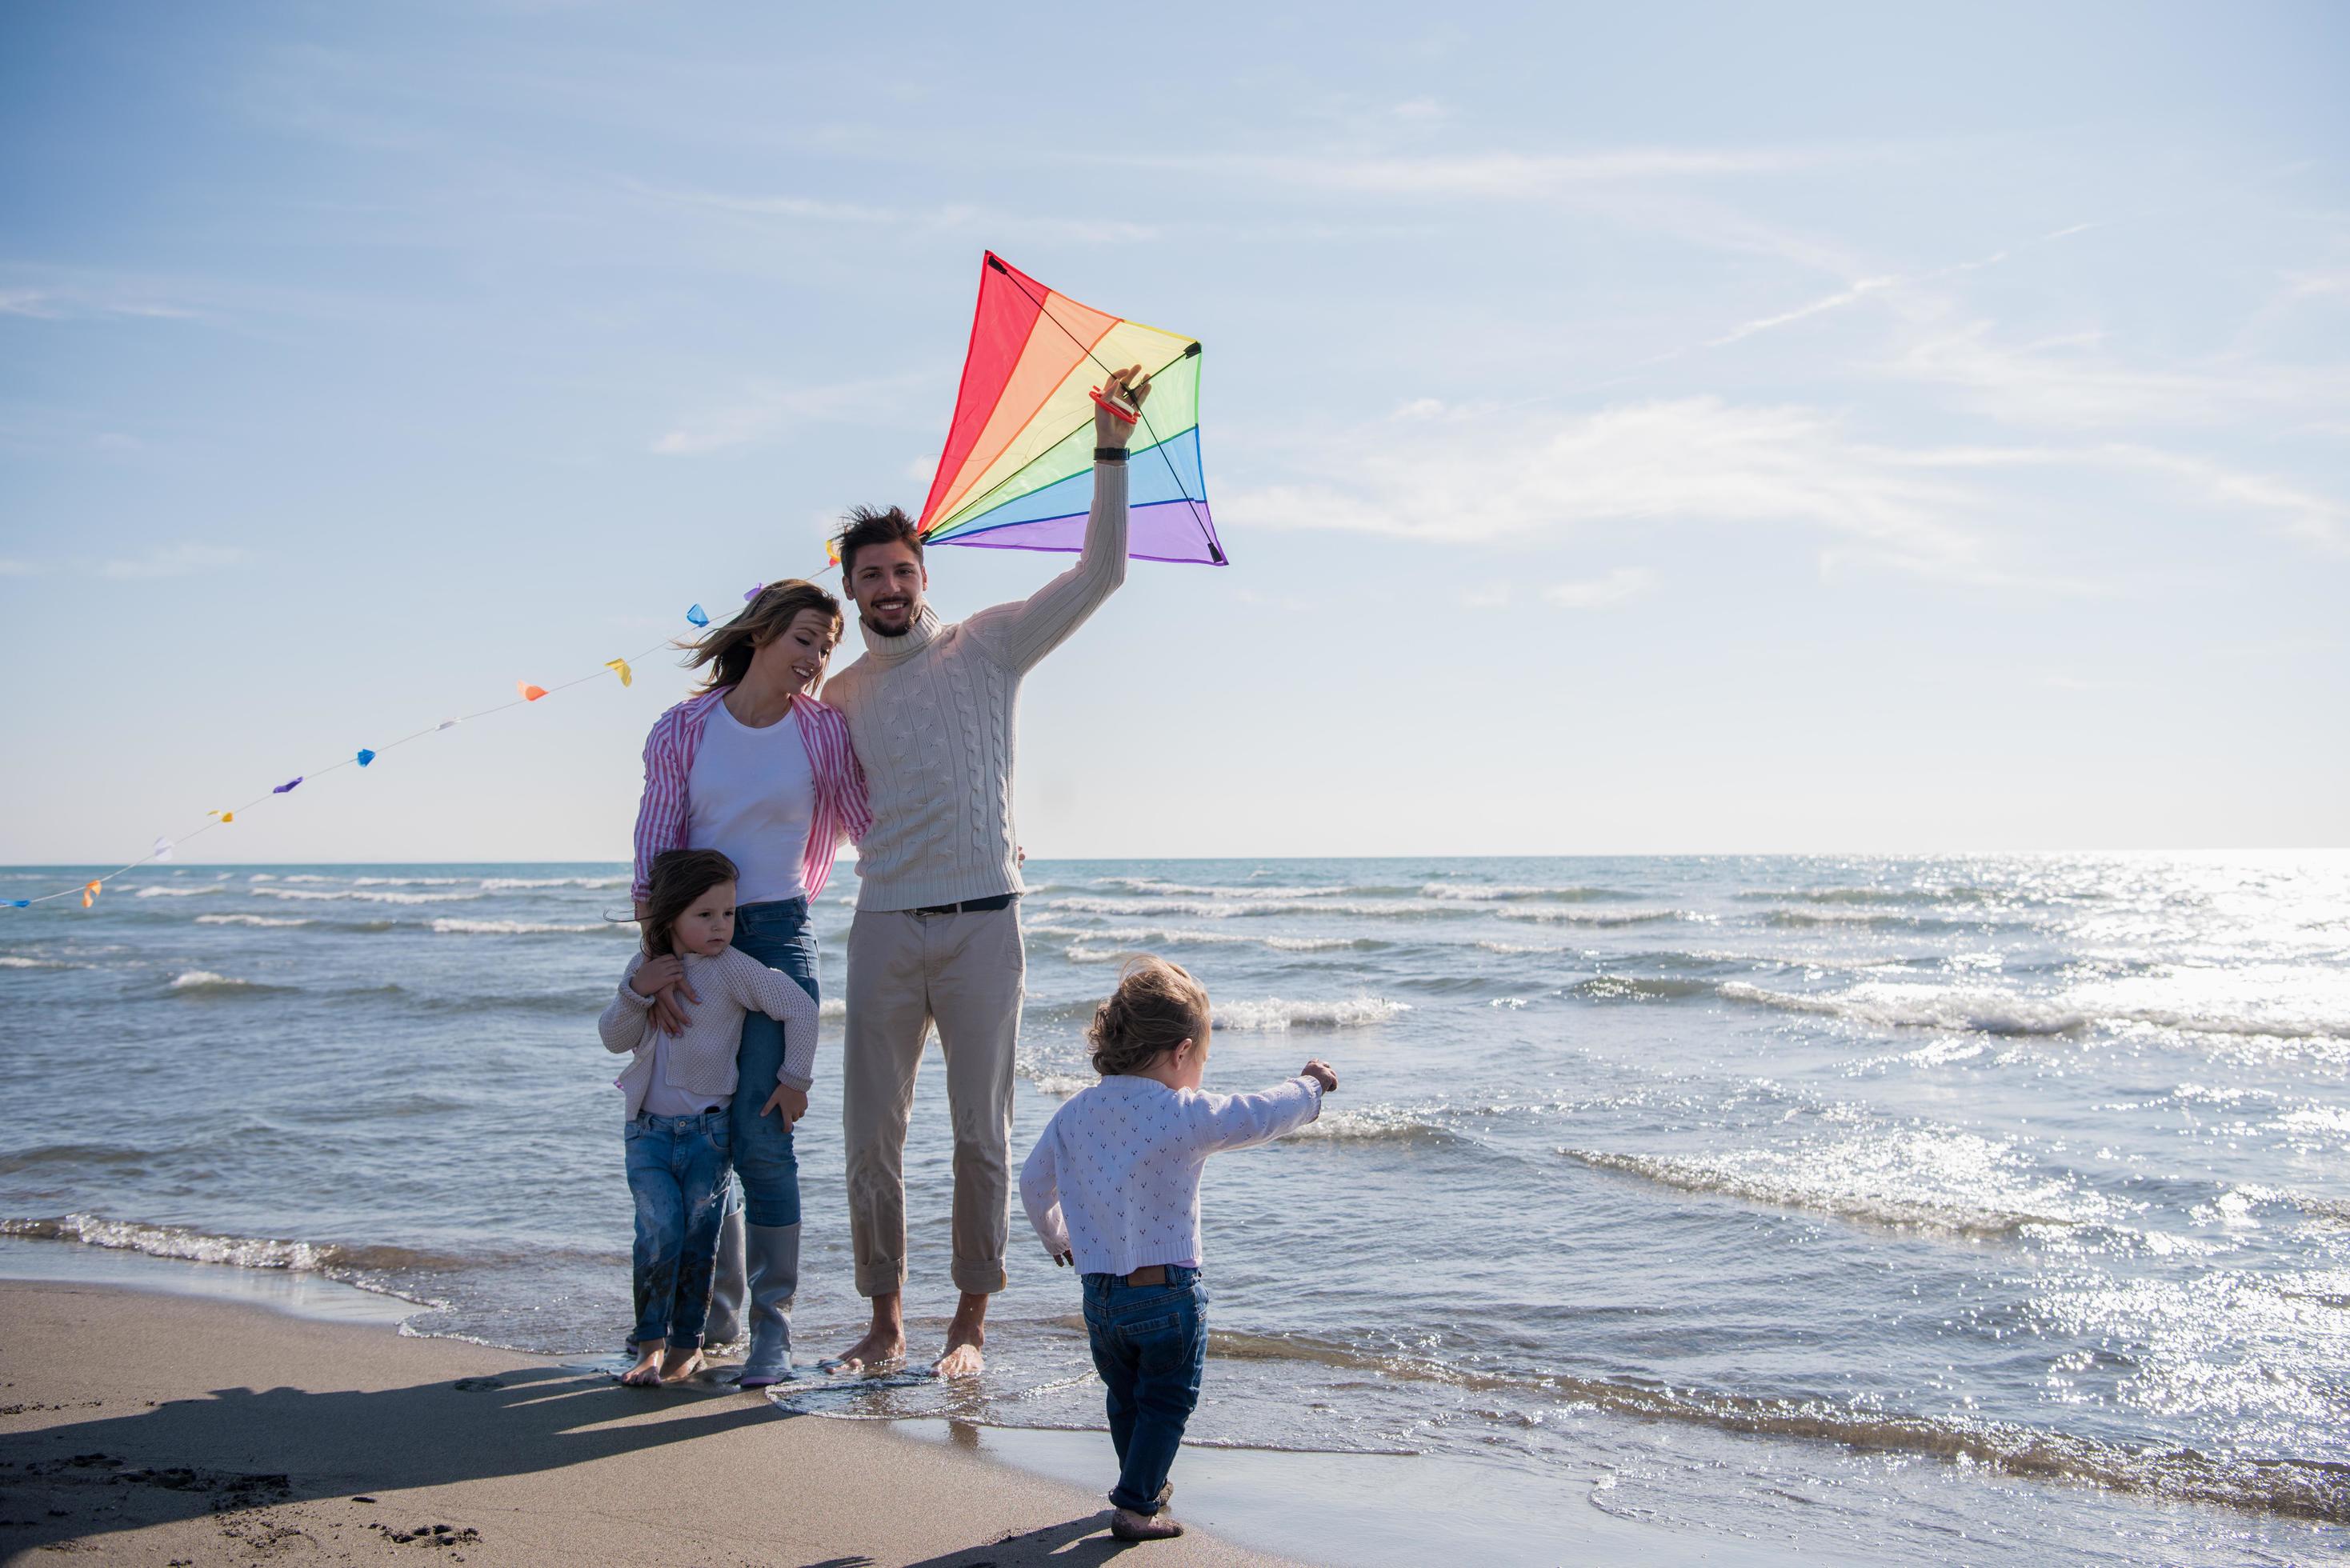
[819,459,1128,912]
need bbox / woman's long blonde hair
[684,579,843,694]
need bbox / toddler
[1019,956,1337,1541]
[599,848,818,1386]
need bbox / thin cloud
[1545,568,1656,609]
[651,371,933,457]
[1236,395,1989,577]
[1115,144,1868,197]
[623,179,1156,244]
[99,543,251,579]
[0,558,42,577]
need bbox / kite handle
[1088,386,1140,426]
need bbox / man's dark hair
[835,505,923,582]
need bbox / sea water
[2,854,2344,1563]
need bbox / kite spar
[909,252,1224,566]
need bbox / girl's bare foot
[1110,1507,1183,1542]
[621,1341,665,1386]
[659,1346,704,1383]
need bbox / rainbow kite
[915,252,1223,566]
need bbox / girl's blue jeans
[624,1108,731,1348]
[728,897,819,1228]
[1082,1266,1208,1515]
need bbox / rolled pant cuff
[855,1260,906,1299]
[951,1260,1007,1296]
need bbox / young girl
[599,849,819,1387]
[1019,957,1339,1541]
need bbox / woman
[630,579,870,1386]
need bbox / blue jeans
[728,898,819,1229]
[624,1109,731,1348]
[1083,1266,1208,1514]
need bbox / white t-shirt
[641,1031,729,1118]
[685,699,814,907]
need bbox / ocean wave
[1719,981,2350,1041]
[254,887,485,906]
[350,876,473,886]
[0,1214,443,1305]
[429,918,627,938]
[476,875,629,890]
[1419,883,1642,903]
[1207,1330,2349,1522]
[1493,906,1701,927]
[1563,1127,2122,1238]
[1026,1072,1095,1097]
[1739,886,2004,906]
[1572,975,1718,1002]
[1093,878,1351,901]
[167,970,290,996]
[1289,1103,1460,1144]
[1763,909,1972,931]
[0,1145,157,1175]
[1046,895,1460,922]
[0,954,74,969]
[1031,922,1387,962]
[195,914,312,929]
[134,883,228,898]
[1211,997,1409,1032]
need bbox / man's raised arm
[968,365,1149,673]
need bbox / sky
[2,2,2345,866]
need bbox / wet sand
[0,1280,1292,1566]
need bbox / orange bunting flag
[605,658,632,688]
[210,810,235,825]
[82,881,101,909]
[518,682,547,702]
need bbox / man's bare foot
[659,1346,704,1383]
[827,1294,905,1373]
[933,1290,989,1378]
[1110,1507,1183,1542]
[621,1340,665,1386]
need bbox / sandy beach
[0,1279,1292,1567]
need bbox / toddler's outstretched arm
[1184,1061,1336,1156]
[1019,1133,1073,1264]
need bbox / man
[821,364,1150,1376]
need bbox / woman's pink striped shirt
[630,687,871,906]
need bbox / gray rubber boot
[703,1205,747,1350]
[736,1222,801,1387]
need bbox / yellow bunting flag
[210,810,234,824]
[518,682,547,702]
[82,881,101,909]
[606,658,633,688]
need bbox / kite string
[982,266,1219,560]
[5,626,687,910]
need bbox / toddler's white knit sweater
[1019,1073,1324,1276]
[598,947,819,1118]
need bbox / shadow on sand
[0,1363,1147,1565]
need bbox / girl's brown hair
[640,848,739,958]
[1087,956,1212,1076]
[685,579,843,694]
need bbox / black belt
[909,893,1018,916]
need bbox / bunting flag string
[3,597,744,912]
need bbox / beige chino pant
[842,904,1023,1298]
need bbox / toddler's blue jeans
[624,1108,731,1349]
[1082,1266,1207,1515]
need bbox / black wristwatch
[1095,446,1128,463]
